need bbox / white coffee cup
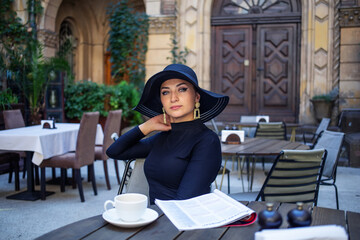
[104,193,148,222]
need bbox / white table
[0,123,104,200]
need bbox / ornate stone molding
[148,16,176,34]
[332,0,341,124]
[339,7,360,27]
[38,29,58,49]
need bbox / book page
[155,189,255,231]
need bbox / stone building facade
[11,0,360,124]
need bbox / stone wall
[339,7,360,111]
[10,0,358,123]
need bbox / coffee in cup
[104,193,148,222]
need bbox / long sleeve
[142,120,222,204]
[106,126,155,160]
[175,131,222,200]
[107,120,223,204]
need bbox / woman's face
[160,78,200,123]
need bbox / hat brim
[134,70,229,123]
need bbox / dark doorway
[211,0,301,123]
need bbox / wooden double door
[212,24,300,123]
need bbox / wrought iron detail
[221,0,297,15]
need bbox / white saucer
[102,208,159,228]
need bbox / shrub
[65,80,142,125]
[0,88,18,110]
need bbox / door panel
[256,24,297,122]
[212,23,299,123]
[212,25,252,122]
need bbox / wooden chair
[40,112,100,202]
[3,109,28,180]
[230,148,327,206]
[312,130,345,209]
[94,110,122,190]
[0,151,20,191]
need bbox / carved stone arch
[39,0,63,31]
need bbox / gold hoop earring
[194,102,200,120]
[162,107,167,124]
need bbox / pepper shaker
[287,202,312,228]
[258,203,283,229]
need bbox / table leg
[237,156,245,192]
[249,156,257,192]
[290,127,296,142]
[6,151,54,201]
[219,157,228,191]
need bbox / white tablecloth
[0,123,104,166]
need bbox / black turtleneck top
[106,119,222,204]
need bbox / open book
[155,189,257,231]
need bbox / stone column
[299,0,339,124]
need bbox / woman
[106,64,229,204]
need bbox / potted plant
[310,88,338,123]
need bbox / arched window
[212,0,300,24]
[222,0,297,14]
[59,20,77,84]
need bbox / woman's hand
[139,114,171,135]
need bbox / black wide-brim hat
[134,64,229,123]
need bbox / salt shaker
[258,203,283,229]
[287,202,312,228]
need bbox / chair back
[126,159,149,198]
[240,115,269,122]
[3,109,25,129]
[102,110,122,159]
[255,122,287,140]
[240,116,257,122]
[313,130,344,179]
[75,112,100,168]
[257,149,327,206]
[240,115,269,138]
[315,118,331,135]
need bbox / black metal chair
[254,121,287,170]
[312,130,345,209]
[230,148,327,206]
[303,118,330,147]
